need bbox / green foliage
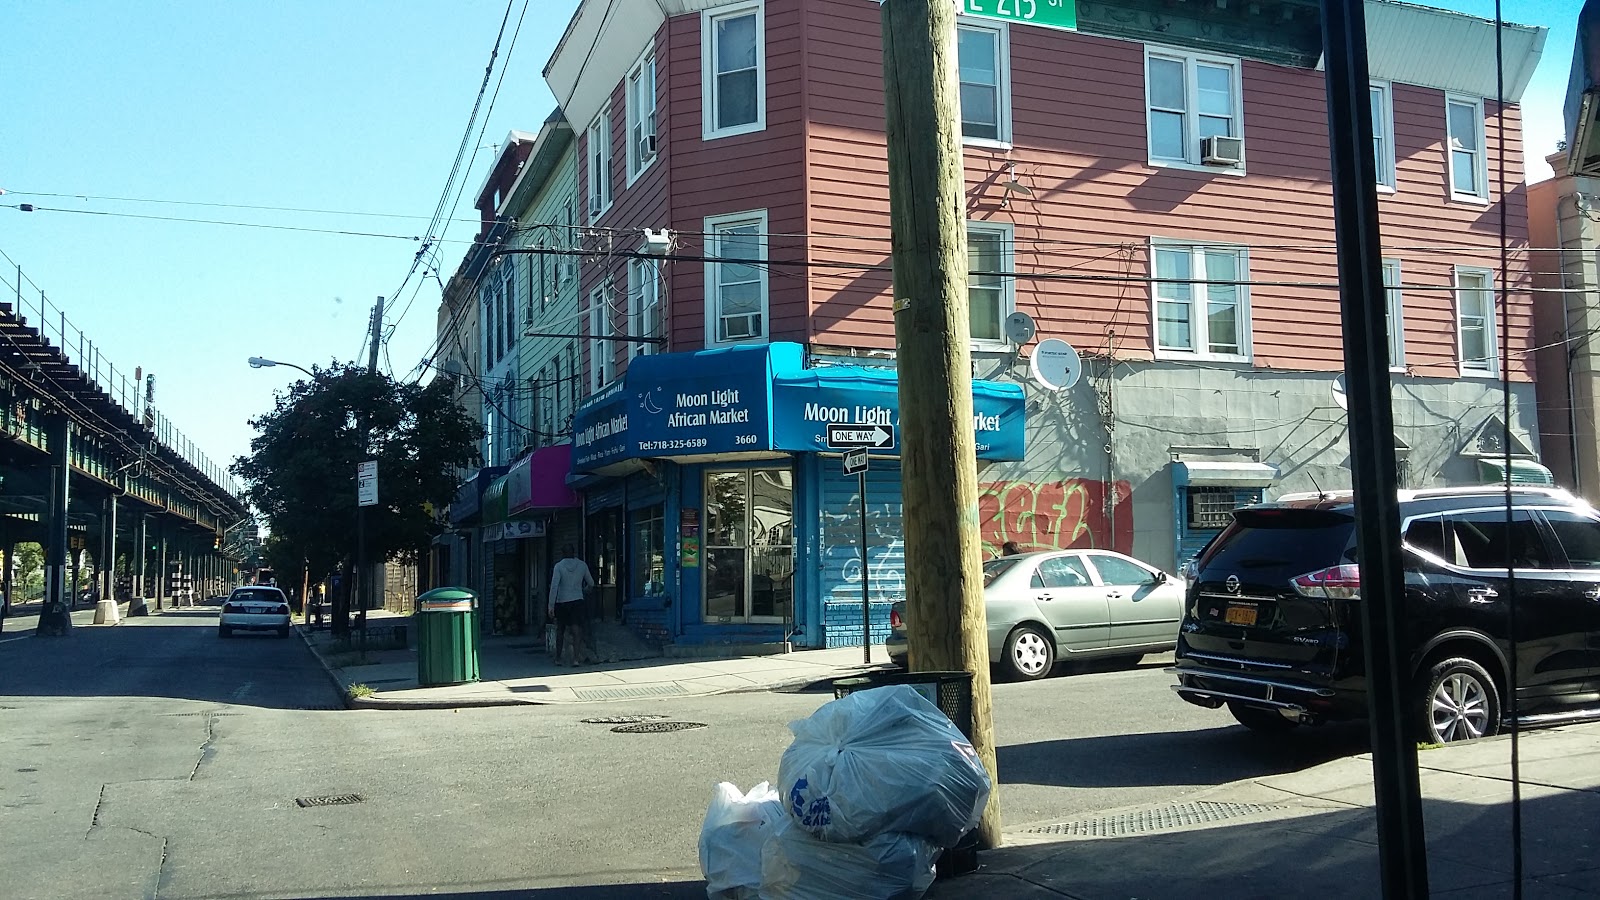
[346,683,374,699]
[232,364,481,574]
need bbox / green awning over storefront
[481,475,509,524]
[1477,458,1555,486]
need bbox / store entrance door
[703,468,794,624]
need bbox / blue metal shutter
[819,462,905,648]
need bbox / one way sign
[826,423,895,450]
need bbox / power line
[3,204,427,242]
[0,190,488,224]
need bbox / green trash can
[415,587,480,687]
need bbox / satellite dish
[1332,373,1348,411]
[1004,311,1037,345]
[1030,338,1082,391]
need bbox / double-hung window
[702,2,764,139]
[966,222,1013,345]
[1151,242,1250,361]
[705,210,767,344]
[587,109,612,218]
[1447,95,1487,201]
[629,258,661,358]
[1146,48,1242,169]
[1371,82,1396,189]
[589,288,615,391]
[1384,259,1405,370]
[957,23,1009,144]
[1456,267,1496,375]
[627,50,658,181]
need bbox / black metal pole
[860,469,870,665]
[37,413,72,635]
[1320,0,1429,896]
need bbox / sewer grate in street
[610,721,707,734]
[295,793,365,808]
[572,684,688,702]
[1021,801,1288,837]
[581,714,672,725]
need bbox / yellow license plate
[1224,605,1258,626]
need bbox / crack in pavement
[188,715,218,782]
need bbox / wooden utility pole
[881,0,1001,848]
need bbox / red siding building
[542,0,1548,650]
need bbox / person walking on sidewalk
[548,545,597,667]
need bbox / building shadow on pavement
[997,720,1371,789]
[927,785,1600,899]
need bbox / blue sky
[0,0,1582,480]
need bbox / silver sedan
[886,549,1185,681]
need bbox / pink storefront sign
[507,444,580,515]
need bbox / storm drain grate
[581,714,672,725]
[1022,801,1287,837]
[572,684,688,702]
[295,793,365,808]
[611,720,707,734]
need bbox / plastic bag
[699,781,783,900]
[759,815,941,900]
[776,684,991,846]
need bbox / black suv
[1170,486,1600,743]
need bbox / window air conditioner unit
[643,133,657,155]
[1201,135,1244,167]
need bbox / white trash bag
[759,815,941,900]
[777,684,991,847]
[699,781,783,900]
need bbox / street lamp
[247,357,313,377]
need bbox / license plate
[1224,605,1258,626]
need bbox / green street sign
[961,0,1077,32]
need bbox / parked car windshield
[983,557,1021,588]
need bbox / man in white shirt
[548,544,597,667]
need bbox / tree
[232,364,481,635]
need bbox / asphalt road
[0,614,1372,899]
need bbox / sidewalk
[932,722,1600,898]
[299,611,892,709]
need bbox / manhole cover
[581,714,672,724]
[611,721,708,734]
[1022,801,1287,837]
[294,793,365,808]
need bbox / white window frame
[629,257,662,358]
[1371,81,1396,191]
[1383,259,1405,371]
[1455,266,1498,377]
[589,287,615,391]
[1446,94,1488,203]
[704,209,769,347]
[561,193,577,287]
[587,107,612,219]
[1143,45,1245,174]
[966,221,1014,348]
[626,47,659,184]
[1149,239,1252,363]
[701,0,766,141]
[955,21,1011,148]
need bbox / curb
[348,693,547,710]
[295,625,355,710]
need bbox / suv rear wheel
[1228,702,1300,733]
[1418,657,1501,743]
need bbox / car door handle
[1106,591,1123,599]
[1038,593,1054,601]
[1467,587,1499,604]
[1586,587,1600,601]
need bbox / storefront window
[704,468,793,623]
[630,504,665,598]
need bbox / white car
[219,586,292,638]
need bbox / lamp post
[247,357,313,378]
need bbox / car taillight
[1291,564,1362,600]
[278,605,290,615]
[223,603,235,613]
[889,608,903,629]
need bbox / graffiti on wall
[821,494,906,603]
[978,478,1133,558]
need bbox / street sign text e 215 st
[356,460,378,507]
[826,423,895,450]
[960,0,1077,32]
